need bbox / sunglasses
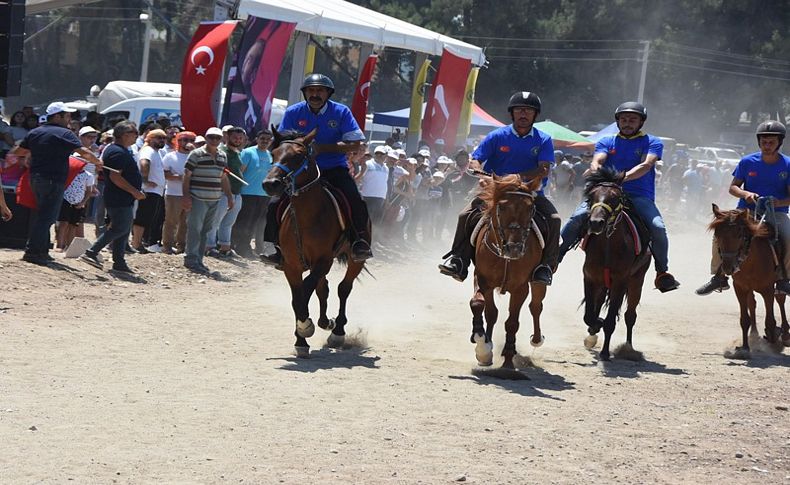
[206,135,222,140]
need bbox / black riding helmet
[508,91,542,115]
[301,73,335,97]
[756,120,786,139]
[614,101,647,121]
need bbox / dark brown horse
[709,204,790,357]
[470,174,545,370]
[581,168,651,361]
[263,128,368,357]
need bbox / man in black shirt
[10,102,102,265]
[80,121,146,273]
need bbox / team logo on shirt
[499,145,511,153]
[327,120,338,129]
[634,149,643,157]
[531,147,540,156]
[781,171,788,179]
[608,149,616,155]
[298,119,307,127]
[748,171,757,177]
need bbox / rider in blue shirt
[261,74,372,266]
[438,91,561,285]
[696,120,790,295]
[558,102,681,293]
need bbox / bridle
[272,140,321,196]
[484,190,536,260]
[716,221,751,274]
[588,182,626,237]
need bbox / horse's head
[479,174,541,259]
[263,126,318,196]
[584,167,626,235]
[709,203,766,275]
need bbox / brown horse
[581,168,651,361]
[263,127,368,357]
[470,174,545,370]
[709,203,790,357]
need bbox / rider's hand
[743,191,759,204]
[468,160,483,172]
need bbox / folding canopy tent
[373,103,504,132]
[585,122,618,143]
[534,120,595,150]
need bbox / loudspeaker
[0,188,30,249]
[0,0,25,97]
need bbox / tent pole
[288,32,310,106]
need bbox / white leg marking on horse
[296,318,315,338]
[530,334,545,348]
[584,334,598,349]
[474,333,494,366]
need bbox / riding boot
[533,197,561,285]
[262,197,282,264]
[695,272,730,295]
[439,201,481,282]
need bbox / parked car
[689,146,741,168]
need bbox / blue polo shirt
[19,122,82,183]
[239,146,272,196]
[732,152,790,213]
[595,132,663,200]
[278,100,365,170]
[471,125,555,194]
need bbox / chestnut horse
[263,128,368,357]
[470,175,546,370]
[581,168,651,361]
[709,203,790,357]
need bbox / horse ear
[711,203,721,217]
[271,125,282,144]
[303,127,318,145]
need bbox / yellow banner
[304,44,316,74]
[457,67,479,145]
[408,59,431,139]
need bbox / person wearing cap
[438,91,560,286]
[181,126,233,273]
[131,128,168,253]
[355,144,390,225]
[9,101,103,265]
[194,135,206,148]
[160,131,196,254]
[558,101,681,293]
[262,73,372,266]
[206,126,246,258]
[696,120,790,296]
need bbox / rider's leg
[532,195,561,285]
[774,213,790,294]
[438,198,483,281]
[695,236,729,295]
[629,195,680,292]
[558,200,590,263]
[322,167,373,261]
[260,196,283,266]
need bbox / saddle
[276,182,353,233]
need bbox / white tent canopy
[25,0,101,14]
[237,0,486,66]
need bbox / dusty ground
[1,216,789,484]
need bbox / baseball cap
[418,149,431,157]
[437,155,452,165]
[406,157,418,165]
[432,171,446,179]
[194,135,206,144]
[45,102,77,116]
[205,127,223,137]
[78,126,98,136]
[373,145,388,154]
[385,149,398,159]
[395,149,407,158]
[221,124,234,133]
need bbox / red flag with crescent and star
[351,54,378,131]
[180,21,238,135]
[421,48,472,147]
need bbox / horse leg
[328,260,365,348]
[475,288,498,366]
[294,260,332,341]
[528,281,546,347]
[502,288,529,369]
[469,276,492,366]
[600,287,626,361]
[747,292,758,338]
[733,286,752,356]
[583,278,604,349]
[284,267,311,357]
[624,272,646,348]
[777,294,790,346]
[760,289,778,343]
[315,276,332,331]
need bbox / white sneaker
[146,243,163,253]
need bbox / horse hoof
[724,347,751,360]
[326,318,336,331]
[599,351,611,361]
[474,335,494,366]
[584,334,598,349]
[327,333,345,348]
[295,346,310,358]
[296,318,315,338]
[530,334,545,348]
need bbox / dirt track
[1,220,789,484]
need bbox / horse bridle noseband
[485,190,536,260]
[273,140,321,196]
[588,182,625,237]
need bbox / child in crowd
[56,165,95,251]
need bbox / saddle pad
[277,187,350,232]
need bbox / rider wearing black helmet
[696,120,790,295]
[438,91,561,285]
[261,73,372,266]
[557,101,681,293]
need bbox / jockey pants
[447,194,560,270]
[708,211,790,278]
[263,167,371,246]
[559,195,670,273]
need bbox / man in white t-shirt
[355,145,390,224]
[132,128,167,252]
[160,131,195,254]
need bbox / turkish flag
[180,21,238,135]
[351,54,378,131]
[421,48,472,147]
[17,157,87,209]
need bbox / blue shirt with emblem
[732,152,790,214]
[471,125,555,194]
[278,100,365,170]
[595,133,663,200]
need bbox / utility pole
[139,0,153,82]
[637,40,650,104]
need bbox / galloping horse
[708,203,790,357]
[470,174,546,369]
[263,127,368,357]
[581,168,651,361]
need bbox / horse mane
[478,174,533,214]
[708,208,770,238]
[270,129,306,150]
[583,166,625,199]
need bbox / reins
[273,140,321,196]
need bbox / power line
[654,49,790,74]
[485,46,640,53]
[459,35,644,43]
[661,42,790,67]
[487,56,638,62]
[651,59,790,82]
